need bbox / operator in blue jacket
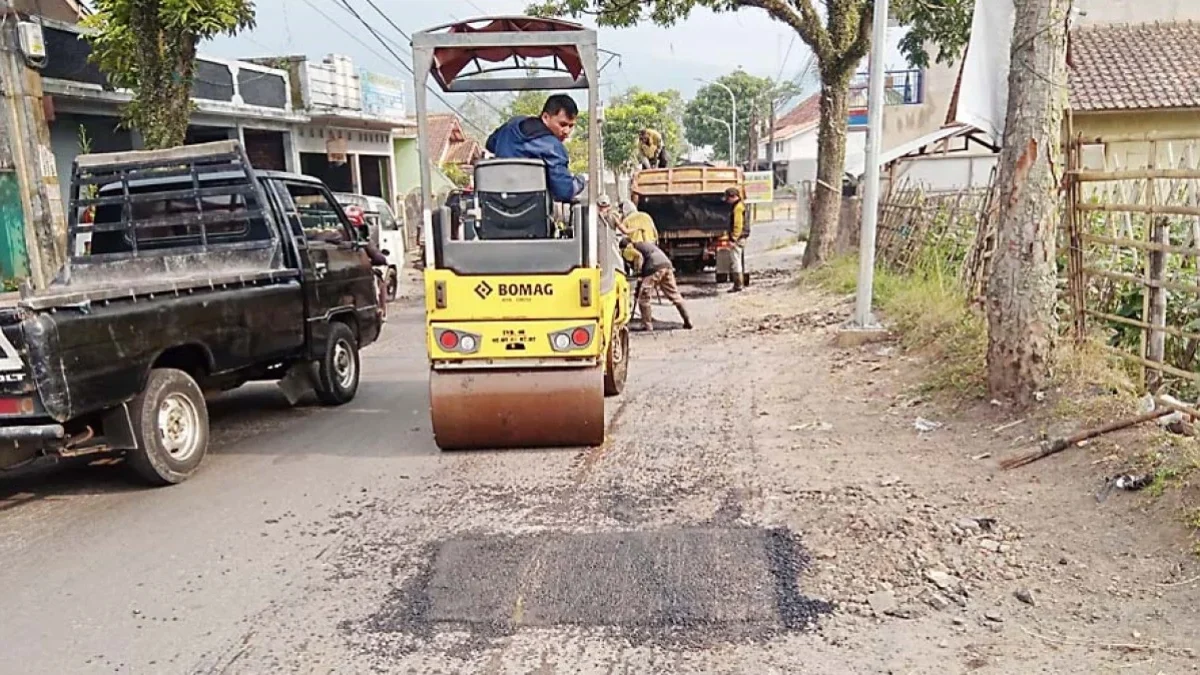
[485,94,586,203]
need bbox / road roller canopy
[413,16,594,93]
[411,15,605,275]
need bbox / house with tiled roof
[758,93,867,188]
[1069,21,1200,148]
[425,113,483,177]
[859,4,1200,192]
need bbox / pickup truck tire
[314,322,360,405]
[126,368,210,486]
[386,268,399,300]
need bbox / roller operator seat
[472,158,556,240]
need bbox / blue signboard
[359,68,406,119]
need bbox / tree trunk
[984,0,1070,404]
[802,75,851,269]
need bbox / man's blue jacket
[485,116,584,202]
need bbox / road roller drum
[429,367,604,450]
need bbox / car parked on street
[0,141,382,485]
[334,192,403,301]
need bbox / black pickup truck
[0,141,381,485]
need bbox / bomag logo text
[498,283,554,297]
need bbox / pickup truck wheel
[603,324,629,396]
[315,322,360,405]
[386,269,399,300]
[126,368,209,486]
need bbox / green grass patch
[806,254,987,397]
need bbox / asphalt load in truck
[638,194,729,232]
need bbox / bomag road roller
[411,17,631,450]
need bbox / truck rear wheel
[126,368,210,486]
[604,325,629,396]
[314,322,360,405]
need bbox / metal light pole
[853,0,890,328]
[697,78,736,165]
[703,116,733,166]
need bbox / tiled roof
[424,113,483,166]
[1070,21,1200,112]
[424,113,458,163]
[769,94,821,140]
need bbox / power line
[302,0,492,136]
[352,0,507,118]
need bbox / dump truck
[412,16,631,450]
[631,165,745,278]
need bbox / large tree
[684,71,791,164]
[83,0,256,149]
[984,0,1069,403]
[530,0,873,269]
[603,89,684,175]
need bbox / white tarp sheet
[954,0,1015,145]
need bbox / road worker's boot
[729,273,744,293]
[640,301,654,332]
[677,303,693,330]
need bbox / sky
[202,0,912,117]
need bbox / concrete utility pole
[851,0,890,329]
[0,2,66,289]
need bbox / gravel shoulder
[221,230,1200,674]
[3,222,1198,674]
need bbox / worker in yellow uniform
[637,128,668,170]
[618,200,658,243]
[723,186,747,292]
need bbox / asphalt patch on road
[354,526,832,653]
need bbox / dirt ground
[6,225,1198,674]
[209,233,1199,674]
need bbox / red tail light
[571,327,590,346]
[438,330,459,349]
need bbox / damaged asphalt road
[0,221,835,675]
[4,218,1196,674]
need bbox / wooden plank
[1099,343,1200,383]
[1084,308,1200,341]
[1083,265,1200,296]
[1076,202,1200,217]
[1081,232,1200,257]
[1074,169,1200,182]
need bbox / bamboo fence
[875,178,995,286]
[1065,134,1200,391]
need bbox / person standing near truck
[621,237,692,331]
[723,186,747,293]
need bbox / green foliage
[892,0,975,68]
[502,90,550,120]
[602,89,683,173]
[441,162,470,188]
[808,252,988,397]
[683,71,796,163]
[82,0,256,149]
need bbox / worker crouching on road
[621,237,692,332]
[723,186,747,293]
[637,129,669,170]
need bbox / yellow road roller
[411,17,631,450]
